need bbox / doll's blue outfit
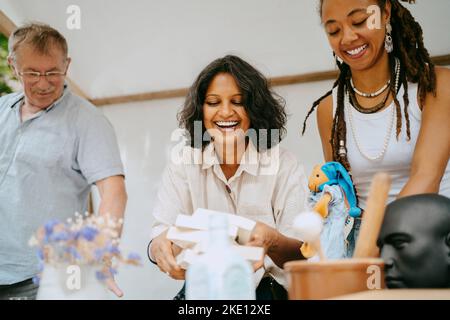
[309,162,362,259]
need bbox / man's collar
[9,84,69,112]
[9,94,25,110]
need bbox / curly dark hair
[177,55,287,151]
[302,0,436,171]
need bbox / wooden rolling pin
[353,172,391,258]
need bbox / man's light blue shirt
[0,86,124,284]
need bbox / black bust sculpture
[377,194,450,289]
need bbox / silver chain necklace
[345,58,401,161]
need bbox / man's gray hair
[8,22,68,61]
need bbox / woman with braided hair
[302,0,450,255]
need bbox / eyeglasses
[18,71,67,83]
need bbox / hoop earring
[385,22,394,53]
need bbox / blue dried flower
[37,249,44,261]
[72,230,81,240]
[66,246,81,260]
[37,261,44,272]
[105,243,120,255]
[109,267,118,275]
[94,248,105,261]
[95,271,108,281]
[127,252,141,261]
[44,219,61,236]
[50,231,71,242]
[80,226,99,241]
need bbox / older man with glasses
[0,23,127,300]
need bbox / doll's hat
[319,162,362,218]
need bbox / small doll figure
[300,162,361,259]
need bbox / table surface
[330,289,450,300]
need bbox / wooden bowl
[284,258,385,300]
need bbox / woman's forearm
[398,172,442,198]
[267,232,305,269]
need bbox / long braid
[301,77,339,135]
[332,64,351,171]
[401,68,411,140]
[392,0,436,105]
[332,63,358,203]
[389,54,403,138]
[390,0,436,142]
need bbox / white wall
[0,0,21,25]
[98,79,332,299]
[3,0,449,99]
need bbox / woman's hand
[150,230,185,280]
[247,222,278,271]
[248,221,305,269]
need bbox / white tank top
[332,82,450,209]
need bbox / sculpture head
[378,194,450,288]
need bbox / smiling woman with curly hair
[178,55,287,152]
[148,55,309,300]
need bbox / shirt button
[225,185,231,194]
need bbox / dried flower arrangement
[29,212,141,284]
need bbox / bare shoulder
[315,93,334,161]
[434,66,450,97]
[316,93,334,129]
[435,66,450,78]
[423,66,450,110]
[317,94,333,117]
